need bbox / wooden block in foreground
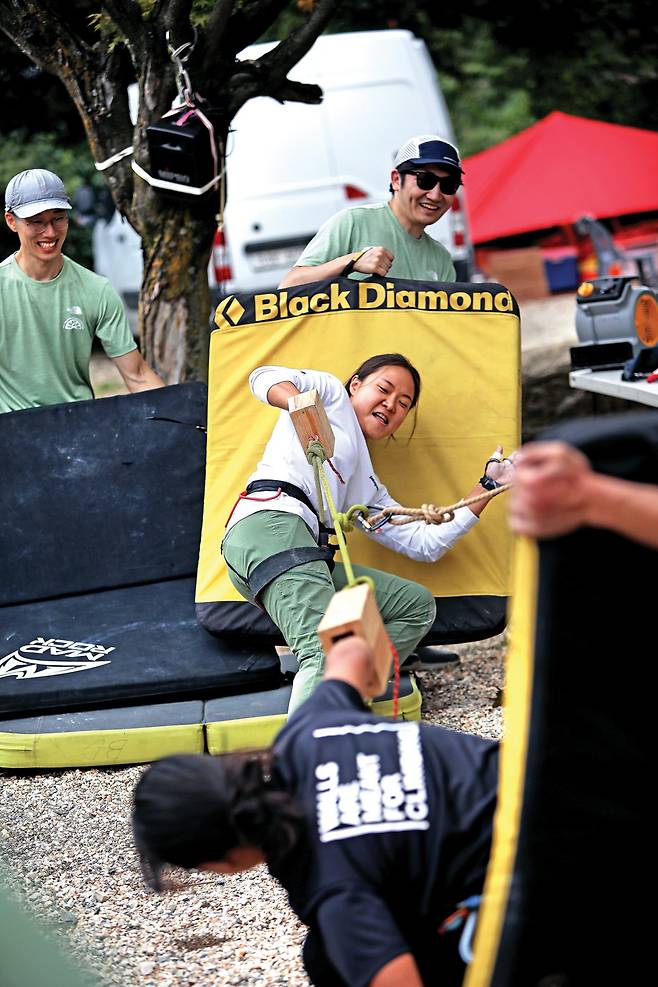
[288,389,335,457]
[317,583,391,696]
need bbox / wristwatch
[479,473,503,491]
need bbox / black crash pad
[0,385,423,769]
[198,594,507,646]
[0,673,422,770]
[475,409,657,987]
[0,386,282,726]
[0,576,281,718]
[0,383,208,606]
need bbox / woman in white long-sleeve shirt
[222,354,514,712]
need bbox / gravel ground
[0,636,505,986]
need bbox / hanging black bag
[143,102,221,201]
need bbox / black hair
[132,753,306,891]
[344,352,421,408]
[389,167,412,196]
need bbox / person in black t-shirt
[132,638,498,987]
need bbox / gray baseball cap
[4,169,72,218]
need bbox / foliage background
[2,0,656,265]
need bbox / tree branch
[228,66,322,114]
[225,0,338,116]
[134,0,185,121]
[98,0,145,67]
[98,0,144,40]
[0,0,89,75]
[257,0,338,79]
[220,0,290,62]
[0,0,137,213]
[202,0,234,59]
[157,0,195,42]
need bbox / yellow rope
[305,440,373,590]
[366,482,512,527]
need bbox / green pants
[222,511,436,713]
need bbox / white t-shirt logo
[313,722,430,842]
[63,317,84,331]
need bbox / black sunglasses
[401,169,461,195]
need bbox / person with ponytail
[133,636,498,987]
[210,353,515,713]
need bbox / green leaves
[0,131,98,267]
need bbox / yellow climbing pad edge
[464,536,538,987]
[196,280,521,604]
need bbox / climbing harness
[222,482,335,603]
[233,545,336,602]
[225,479,337,549]
[246,479,329,534]
[224,430,512,716]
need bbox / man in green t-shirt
[1,168,163,414]
[280,135,463,288]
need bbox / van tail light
[213,227,233,285]
[451,196,466,248]
[344,184,368,200]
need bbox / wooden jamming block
[317,583,392,696]
[288,389,335,457]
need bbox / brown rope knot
[419,503,455,525]
[365,482,511,528]
[383,503,455,526]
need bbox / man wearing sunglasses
[1,168,163,414]
[280,135,463,288]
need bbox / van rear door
[222,86,344,292]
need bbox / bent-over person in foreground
[133,636,498,987]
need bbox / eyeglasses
[402,170,461,195]
[20,215,69,234]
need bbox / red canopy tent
[462,111,658,245]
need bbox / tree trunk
[138,205,216,383]
[0,0,338,383]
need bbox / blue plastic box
[542,247,579,292]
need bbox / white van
[93,30,473,304]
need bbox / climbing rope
[305,439,371,590]
[366,482,511,527]
[305,438,400,718]
[389,640,401,723]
